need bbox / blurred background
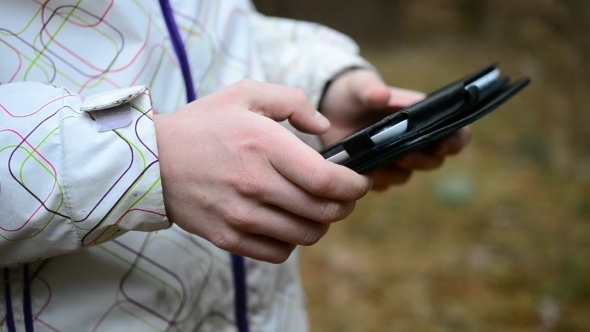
[254,1,590,331]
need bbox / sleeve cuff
[286,46,374,151]
[60,86,170,246]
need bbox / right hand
[154,80,373,263]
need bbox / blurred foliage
[254,1,590,331]
[256,0,590,166]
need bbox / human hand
[320,69,471,191]
[154,80,373,263]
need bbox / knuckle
[431,157,444,169]
[290,88,310,106]
[396,154,415,169]
[267,245,296,264]
[230,79,263,102]
[225,205,256,230]
[210,231,242,252]
[300,224,329,246]
[233,172,266,198]
[460,125,472,137]
[237,135,267,155]
[318,201,345,223]
[234,78,257,92]
[353,179,372,199]
[342,201,356,219]
[371,183,389,192]
[308,164,333,196]
[235,177,264,198]
[396,171,412,184]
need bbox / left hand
[320,69,471,191]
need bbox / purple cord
[158,0,197,103]
[4,268,17,332]
[230,254,250,332]
[157,1,249,331]
[23,264,34,332]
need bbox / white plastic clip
[81,86,147,132]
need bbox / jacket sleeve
[251,13,375,107]
[250,13,375,149]
[0,82,170,267]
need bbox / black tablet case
[320,64,531,173]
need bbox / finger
[212,230,297,264]
[395,151,444,170]
[254,174,357,223]
[387,87,426,110]
[230,79,330,135]
[231,204,331,245]
[267,131,373,201]
[431,126,472,157]
[230,152,358,224]
[347,70,391,108]
[368,168,413,191]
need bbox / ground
[301,44,590,332]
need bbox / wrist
[154,113,176,224]
[318,66,366,113]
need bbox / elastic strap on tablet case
[342,133,375,157]
[350,77,531,173]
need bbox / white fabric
[0,1,369,330]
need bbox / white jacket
[0,1,369,331]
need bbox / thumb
[387,87,426,110]
[347,70,391,108]
[233,80,330,135]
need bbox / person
[0,1,470,331]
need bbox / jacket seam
[57,87,83,247]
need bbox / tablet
[321,63,531,173]
[325,67,504,165]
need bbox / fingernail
[315,111,330,128]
